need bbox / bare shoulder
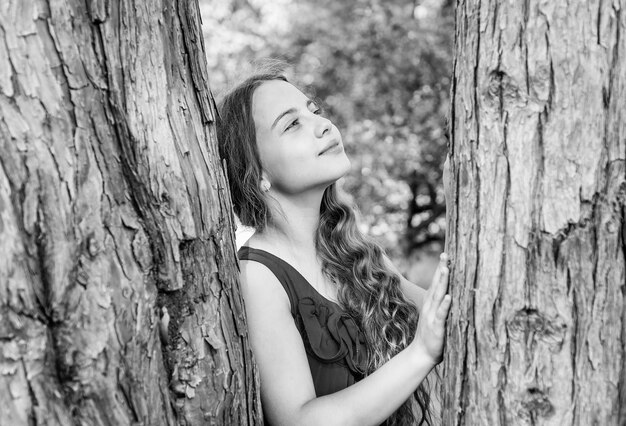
[239,258,291,311]
[238,258,317,424]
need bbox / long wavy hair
[216,68,432,425]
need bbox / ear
[259,172,271,193]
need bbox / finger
[435,294,452,321]
[423,271,444,316]
[427,253,448,297]
[429,263,442,295]
[432,263,450,303]
[424,253,450,310]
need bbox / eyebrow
[270,99,317,130]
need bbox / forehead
[252,80,308,130]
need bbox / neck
[260,187,326,255]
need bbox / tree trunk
[444,0,626,425]
[0,1,262,424]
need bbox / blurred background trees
[200,0,454,286]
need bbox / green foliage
[201,0,453,259]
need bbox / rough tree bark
[443,0,626,425]
[0,1,261,425]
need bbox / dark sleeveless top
[237,246,369,397]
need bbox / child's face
[252,80,350,195]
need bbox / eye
[311,104,324,115]
[284,118,299,131]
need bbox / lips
[318,140,340,156]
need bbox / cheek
[260,144,311,179]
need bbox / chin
[290,156,352,192]
[339,153,352,174]
[327,156,352,183]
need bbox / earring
[261,180,271,192]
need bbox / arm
[240,259,450,426]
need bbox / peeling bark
[444,0,626,425]
[0,0,262,424]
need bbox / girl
[217,67,451,426]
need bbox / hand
[409,253,451,365]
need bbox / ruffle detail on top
[297,296,368,376]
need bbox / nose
[314,115,332,138]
